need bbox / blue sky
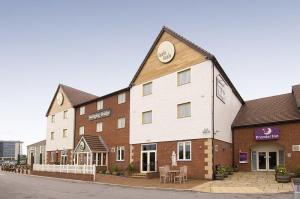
[0,0,299,152]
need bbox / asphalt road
[0,171,294,199]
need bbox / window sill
[116,160,125,162]
[177,159,192,162]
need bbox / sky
[0,0,299,153]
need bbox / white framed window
[143,82,152,96]
[117,117,125,129]
[142,111,152,124]
[177,141,191,161]
[216,75,226,103]
[177,69,191,86]
[51,115,55,123]
[63,129,68,138]
[50,132,55,140]
[79,126,85,135]
[63,110,68,119]
[80,106,85,115]
[177,102,191,118]
[51,152,55,162]
[96,122,103,132]
[116,146,125,161]
[97,100,103,110]
[118,93,126,104]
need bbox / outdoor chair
[183,165,187,182]
[174,166,185,184]
[159,167,170,183]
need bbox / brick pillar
[204,139,213,179]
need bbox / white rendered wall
[46,108,75,151]
[130,61,214,144]
[213,66,242,143]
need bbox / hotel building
[129,27,243,179]
[45,84,98,164]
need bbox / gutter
[211,62,215,180]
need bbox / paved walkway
[192,172,293,193]
[95,174,206,190]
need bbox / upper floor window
[80,106,85,115]
[63,129,68,138]
[51,115,55,123]
[96,122,103,132]
[177,69,191,86]
[178,141,191,161]
[116,146,125,161]
[117,117,125,129]
[79,126,85,135]
[97,100,104,110]
[63,110,68,119]
[118,93,126,104]
[216,75,226,103]
[142,111,152,124]
[143,82,152,96]
[177,102,191,118]
[50,132,55,140]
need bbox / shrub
[296,167,300,177]
[276,165,287,176]
[127,163,135,174]
[111,165,119,173]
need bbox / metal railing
[33,164,96,181]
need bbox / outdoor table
[168,170,180,183]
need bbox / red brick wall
[31,171,93,181]
[75,90,130,172]
[233,122,300,172]
[213,139,232,167]
[132,139,206,178]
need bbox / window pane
[178,143,184,160]
[118,118,125,128]
[97,100,103,110]
[96,122,102,132]
[178,103,191,118]
[118,93,126,104]
[185,142,191,160]
[142,111,152,124]
[143,82,152,96]
[178,69,191,86]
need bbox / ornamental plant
[127,163,135,174]
[276,165,287,176]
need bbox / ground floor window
[75,152,107,166]
[177,141,191,161]
[116,146,125,161]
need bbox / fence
[33,164,96,181]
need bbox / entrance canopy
[74,135,108,166]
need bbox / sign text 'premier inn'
[255,127,280,141]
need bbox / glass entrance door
[257,151,278,171]
[258,152,267,170]
[141,144,157,173]
[268,152,277,170]
[141,151,156,172]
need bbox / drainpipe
[211,62,215,180]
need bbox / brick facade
[74,89,130,172]
[131,138,232,179]
[233,122,300,172]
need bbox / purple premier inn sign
[255,127,280,140]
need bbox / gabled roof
[232,87,300,128]
[74,87,130,108]
[129,26,244,104]
[46,84,98,116]
[74,135,108,152]
[27,140,46,147]
[292,84,300,109]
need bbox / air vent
[292,145,300,152]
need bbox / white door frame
[257,150,279,171]
[140,144,157,173]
